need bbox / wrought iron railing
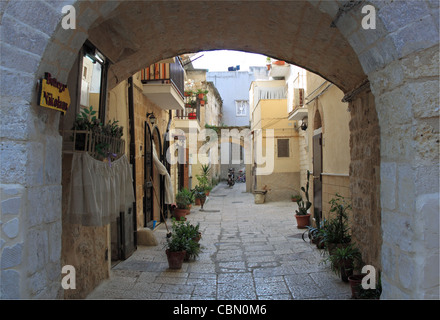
[62,130,125,160]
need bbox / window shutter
[277,139,289,157]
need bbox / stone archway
[1,1,438,299]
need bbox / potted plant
[165,219,190,269]
[322,193,352,255]
[348,274,365,299]
[71,105,99,150]
[291,194,301,202]
[174,189,191,220]
[188,112,197,120]
[273,60,285,66]
[266,56,271,70]
[294,170,312,228]
[196,165,212,196]
[196,89,208,100]
[323,243,362,282]
[170,219,202,262]
[193,186,206,207]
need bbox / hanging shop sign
[38,72,71,113]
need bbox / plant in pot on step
[173,189,191,220]
[323,242,362,282]
[165,219,190,269]
[194,185,207,210]
[171,219,202,262]
[322,193,352,255]
[294,170,312,229]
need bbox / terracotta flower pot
[348,274,365,299]
[166,249,186,269]
[295,213,311,229]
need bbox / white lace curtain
[253,86,287,102]
[68,153,135,226]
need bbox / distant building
[207,67,268,179]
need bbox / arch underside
[85,1,366,92]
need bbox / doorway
[144,122,154,228]
[313,129,323,223]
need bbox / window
[79,41,108,121]
[235,100,248,117]
[277,139,289,157]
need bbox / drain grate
[232,201,243,204]
[211,194,227,197]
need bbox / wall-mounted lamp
[146,112,156,125]
[300,118,308,131]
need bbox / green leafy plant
[201,164,211,177]
[323,243,362,281]
[168,218,202,260]
[193,185,207,200]
[72,106,99,131]
[324,193,352,249]
[295,170,312,215]
[175,189,192,209]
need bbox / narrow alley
[87,182,350,300]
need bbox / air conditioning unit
[294,88,304,107]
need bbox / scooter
[227,168,235,187]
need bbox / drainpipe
[128,76,137,247]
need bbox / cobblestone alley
[87,182,351,300]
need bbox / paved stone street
[87,182,351,300]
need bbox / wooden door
[313,133,323,222]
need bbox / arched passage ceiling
[86,1,366,92]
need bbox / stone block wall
[348,90,382,271]
[369,45,440,299]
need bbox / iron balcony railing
[175,105,200,123]
[140,58,185,98]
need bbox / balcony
[268,61,290,80]
[141,57,185,111]
[173,107,201,133]
[288,88,307,121]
